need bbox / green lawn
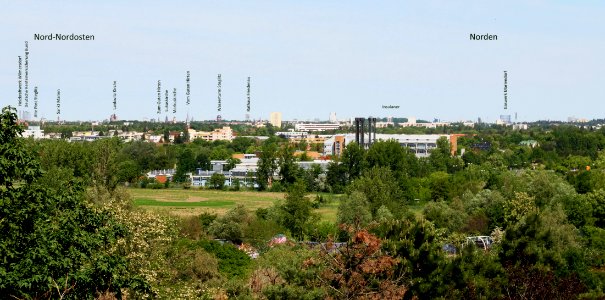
[134,198,235,207]
[128,188,341,222]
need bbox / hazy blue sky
[1,1,604,122]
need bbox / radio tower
[217,74,222,122]
[246,77,251,121]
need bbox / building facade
[270,112,282,128]
[324,133,453,158]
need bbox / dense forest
[2,106,605,299]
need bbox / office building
[270,112,282,128]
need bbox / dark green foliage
[277,180,315,240]
[209,173,226,189]
[339,142,367,182]
[208,205,252,243]
[337,191,372,228]
[423,201,466,233]
[257,139,279,190]
[173,239,251,278]
[326,161,347,193]
[377,219,448,299]
[366,140,419,178]
[348,167,407,217]
[175,147,196,182]
[116,160,141,183]
[278,144,301,185]
[0,106,145,299]
[587,189,605,228]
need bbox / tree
[366,140,419,178]
[209,173,226,190]
[175,147,196,182]
[326,161,347,194]
[208,205,252,243]
[116,160,141,183]
[90,137,121,190]
[587,189,605,228]
[231,137,255,153]
[340,142,367,183]
[225,157,241,171]
[319,226,407,299]
[278,144,301,185]
[277,180,315,240]
[304,164,323,192]
[257,140,279,190]
[499,212,587,299]
[337,191,372,228]
[428,171,451,201]
[195,148,212,171]
[349,167,406,217]
[0,106,142,298]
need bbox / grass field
[128,188,341,222]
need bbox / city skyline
[1,1,604,122]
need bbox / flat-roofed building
[21,126,44,139]
[295,123,340,132]
[189,126,233,142]
[324,133,453,158]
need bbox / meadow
[128,188,343,222]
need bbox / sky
[1,0,604,122]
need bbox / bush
[231,178,241,191]
[269,181,285,192]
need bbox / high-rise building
[270,112,282,128]
[329,112,337,123]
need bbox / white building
[276,131,308,139]
[294,123,341,132]
[118,131,144,142]
[21,126,44,139]
[323,133,450,158]
[146,135,163,143]
[188,127,234,142]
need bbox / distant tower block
[216,115,222,122]
[329,112,337,123]
[270,112,282,128]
